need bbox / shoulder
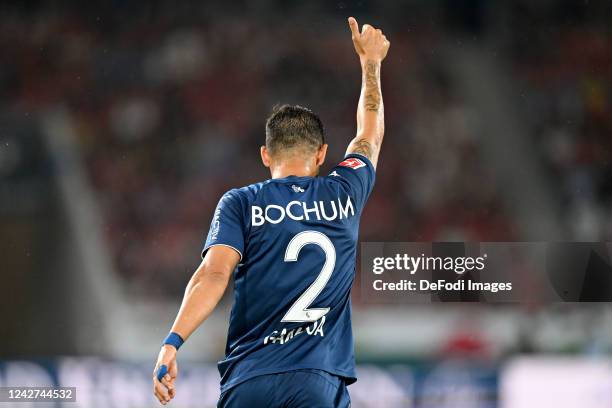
[321,153,376,209]
[323,153,376,183]
[222,180,270,205]
[336,153,375,173]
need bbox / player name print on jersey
[263,316,326,346]
[252,197,355,226]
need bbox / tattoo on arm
[352,138,374,159]
[364,60,381,112]
[347,60,383,166]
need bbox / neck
[270,160,317,179]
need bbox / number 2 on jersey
[281,231,336,323]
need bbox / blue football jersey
[202,153,375,393]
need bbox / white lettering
[251,197,355,226]
[302,201,321,221]
[313,315,325,337]
[265,205,285,224]
[286,201,304,221]
[319,201,338,221]
[263,316,325,345]
[252,206,264,227]
[338,196,354,219]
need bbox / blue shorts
[217,369,351,408]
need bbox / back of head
[265,104,325,158]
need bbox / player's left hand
[348,17,390,63]
[153,345,178,405]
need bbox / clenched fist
[348,17,390,63]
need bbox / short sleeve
[327,153,376,211]
[202,189,246,261]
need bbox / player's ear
[260,146,272,168]
[316,144,328,166]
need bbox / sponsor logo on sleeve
[338,157,366,170]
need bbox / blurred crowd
[1,3,519,296]
[507,2,612,240]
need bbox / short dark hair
[265,104,325,156]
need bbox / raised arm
[346,17,390,169]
